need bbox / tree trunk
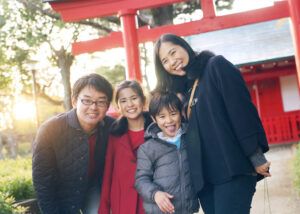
[151,5,174,26]
[55,47,74,111]
[140,43,150,91]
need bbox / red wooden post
[201,0,216,18]
[288,0,300,91]
[252,83,261,117]
[119,9,142,81]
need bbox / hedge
[0,157,34,213]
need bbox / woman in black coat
[153,33,271,214]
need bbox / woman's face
[158,41,189,76]
[117,87,144,121]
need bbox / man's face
[72,86,109,133]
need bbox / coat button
[130,159,136,163]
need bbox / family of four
[32,34,271,214]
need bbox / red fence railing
[261,111,300,144]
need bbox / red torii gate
[46,0,300,89]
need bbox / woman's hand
[255,161,271,177]
[154,191,175,213]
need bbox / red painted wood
[51,0,184,21]
[247,78,283,118]
[72,2,289,54]
[201,0,216,18]
[246,78,300,144]
[73,32,123,54]
[243,67,296,83]
[119,10,142,81]
[244,64,300,144]
[261,111,300,144]
[288,0,300,91]
[260,78,283,117]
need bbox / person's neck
[79,121,97,135]
[128,115,144,131]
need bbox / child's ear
[151,116,156,122]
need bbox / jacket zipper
[178,149,185,213]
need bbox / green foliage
[96,64,126,87]
[293,143,300,194]
[0,158,35,201]
[0,192,28,214]
[17,142,32,157]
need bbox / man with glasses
[32,73,115,214]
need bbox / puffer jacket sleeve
[209,55,269,156]
[98,135,115,214]
[32,120,59,214]
[135,144,161,203]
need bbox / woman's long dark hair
[111,80,152,136]
[154,34,196,92]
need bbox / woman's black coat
[183,52,269,192]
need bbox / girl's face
[158,41,189,76]
[154,106,181,138]
[117,87,144,121]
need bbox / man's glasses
[80,98,108,108]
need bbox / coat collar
[145,122,188,140]
[110,112,152,136]
[183,50,215,80]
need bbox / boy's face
[154,106,181,138]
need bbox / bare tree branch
[23,88,63,106]
[17,0,113,33]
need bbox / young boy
[135,91,199,214]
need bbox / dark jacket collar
[145,122,188,140]
[110,112,152,136]
[183,50,215,80]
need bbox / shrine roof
[187,18,294,66]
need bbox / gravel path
[197,144,300,214]
[251,144,300,214]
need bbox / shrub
[0,192,28,214]
[0,158,35,201]
[293,143,300,194]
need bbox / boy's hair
[149,91,182,118]
[72,73,113,103]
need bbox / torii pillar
[288,0,300,90]
[119,9,142,82]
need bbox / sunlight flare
[13,99,36,120]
